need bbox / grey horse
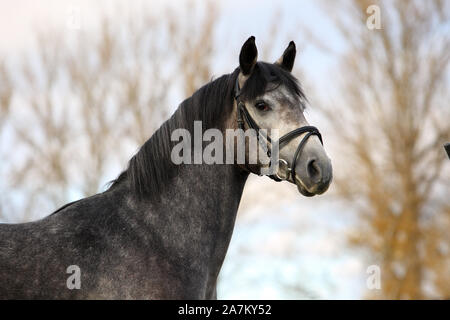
[0,37,332,299]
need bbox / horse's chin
[296,183,316,197]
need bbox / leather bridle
[234,77,323,183]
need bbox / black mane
[240,62,305,102]
[110,62,305,198]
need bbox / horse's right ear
[275,41,296,72]
[239,36,258,76]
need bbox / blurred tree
[0,61,12,127]
[167,0,218,97]
[313,0,450,298]
[0,60,13,220]
[0,1,220,221]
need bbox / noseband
[234,77,323,183]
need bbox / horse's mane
[109,62,304,199]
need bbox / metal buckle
[274,158,291,181]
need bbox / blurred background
[0,0,449,299]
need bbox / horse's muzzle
[294,142,333,197]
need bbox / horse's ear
[275,41,296,72]
[239,36,258,76]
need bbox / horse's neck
[132,162,248,275]
[164,162,248,245]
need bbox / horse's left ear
[275,41,296,72]
[239,36,258,76]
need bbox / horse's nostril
[307,159,321,182]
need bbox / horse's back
[0,192,118,299]
[0,188,212,299]
[0,219,67,298]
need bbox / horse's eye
[255,101,270,112]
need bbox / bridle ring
[274,158,290,181]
